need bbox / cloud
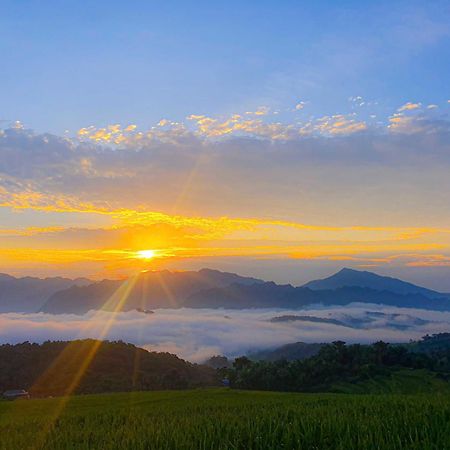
[78,120,192,146]
[185,113,300,140]
[299,114,367,135]
[0,305,448,362]
[397,102,422,112]
[3,197,448,276]
[387,113,447,134]
[253,106,271,116]
[66,98,450,145]
[81,111,369,143]
[406,254,450,267]
[2,109,450,278]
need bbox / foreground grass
[0,389,449,449]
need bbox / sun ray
[23,273,141,449]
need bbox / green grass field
[0,388,449,450]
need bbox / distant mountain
[0,273,91,313]
[186,282,450,310]
[41,268,264,314]
[269,315,350,327]
[303,268,445,299]
[249,342,325,362]
[269,311,433,331]
[185,281,302,308]
[6,267,450,314]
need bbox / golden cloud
[397,102,422,112]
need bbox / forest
[0,339,217,396]
[223,334,450,392]
[1,334,449,397]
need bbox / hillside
[403,332,450,354]
[227,338,450,394]
[0,340,218,396]
[248,332,450,364]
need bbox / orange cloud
[397,102,421,112]
[299,114,367,136]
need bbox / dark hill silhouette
[0,339,218,396]
[185,282,450,310]
[40,268,264,314]
[303,267,444,298]
[269,315,350,327]
[0,273,90,313]
[249,341,325,361]
[185,281,302,308]
[4,267,450,314]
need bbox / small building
[2,389,30,401]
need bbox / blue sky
[1,0,449,133]
[1,1,450,288]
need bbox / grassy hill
[1,389,449,449]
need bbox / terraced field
[0,389,449,449]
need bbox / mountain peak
[337,267,359,274]
[303,267,442,298]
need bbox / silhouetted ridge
[0,273,91,313]
[40,269,265,314]
[3,268,450,314]
[186,283,450,310]
[303,267,445,298]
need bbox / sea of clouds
[0,303,449,362]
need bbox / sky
[1,1,450,289]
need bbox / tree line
[221,336,450,392]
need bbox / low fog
[0,304,449,362]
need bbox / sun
[136,249,156,260]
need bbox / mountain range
[1,267,449,314]
[303,268,443,297]
[0,273,90,313]
[40,269,264,314]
